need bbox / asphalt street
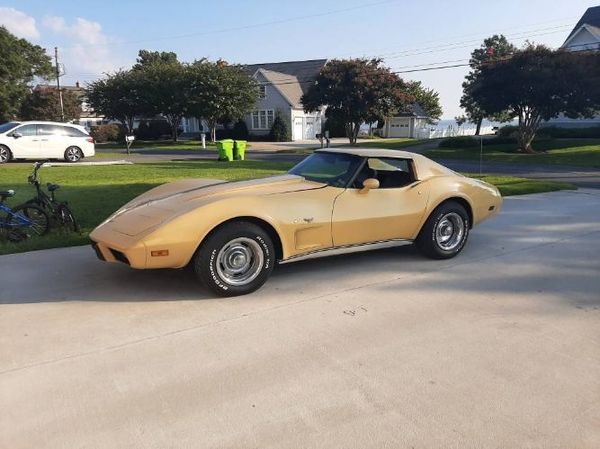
[1,189,599,448]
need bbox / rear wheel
[193,221,275,297]
[57,203,80,233]
[0,145,12,164]
[416,201,470,259]
[11,204,50,236]
[64,146,83,163]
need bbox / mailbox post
[125,135,135,155]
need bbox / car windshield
[288,152,363,187]
[0,122,20,134]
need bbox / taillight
[87,137,94,143]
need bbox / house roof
[565,6,600,41]
[257,69,304,107]
[395,103,429,118]
[242,59,327,95]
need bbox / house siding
[545,24,600,128]
[244,71,292,136]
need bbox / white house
[544,5,600,128]
[381,103,430,138]
[182,59,328,141]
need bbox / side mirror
[11,132,22,139]
[360,178,380,193]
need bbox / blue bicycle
[0,190,50,242]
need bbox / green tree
[302,58,412,144]
[188,60,258,142]
[469,45,600,153]
[269,112,290,141]
[405,81,442,123]
[20,88,82,122]
[460,35,517,135]
[86,70,143,136]
[0,26,54,122]
[133,50,179,70]
[137,61,190,141]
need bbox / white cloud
[42,16,122,82]
[42,16,66,34]
[0,7,40,40]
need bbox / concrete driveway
[1,189,599,448]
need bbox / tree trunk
[516,109,541,154]
[345,122,353,145]
[475,116,483,136]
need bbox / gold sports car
[91,148,502,296]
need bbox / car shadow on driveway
[0,245,431,304]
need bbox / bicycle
[24,162,80,233]
[0,190,50,242]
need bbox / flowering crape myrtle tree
[468,45,600,153]
[302,58,413,145]
[460,35,517,135]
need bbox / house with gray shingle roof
[381,103,431,138]
[543,5,600,128]
[181,59,327,141]
[241,59,328,141]
[562,5,600,52]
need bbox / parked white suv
[0,121,95,164]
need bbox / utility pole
[54,47,65,122]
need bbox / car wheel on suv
[0,145,12,164]
[64,146,83,163]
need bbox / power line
[62,16,592,84]
[63,19,576,79]
[338,15,579,59]
[61,0,400,50]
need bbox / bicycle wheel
[12,204,50,236]
[57,203,80,233]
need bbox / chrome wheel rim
[216,237,264,286]
[66,147,81,162]
[435,212,465,251]
[0,147,8,163]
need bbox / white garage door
[388,119,411,138]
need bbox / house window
[258,85,267,99]
[251,110,274,130]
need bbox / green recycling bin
[216,139,234,161]
[234,140,247,160]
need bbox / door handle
[40,139,48,141]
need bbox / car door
[7,124,39,158]
[332,157,430,247]
[36,124,67,158]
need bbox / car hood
[99,174,325,237]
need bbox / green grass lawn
[356,138,431,149]
[469,174,576,196]
[96,140,218,152]
[0,160,575,255]
[426,139,600,168]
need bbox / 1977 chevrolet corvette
[90,148,502,296]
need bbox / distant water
[431,119,515,136]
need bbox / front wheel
[415,201,470,259]
[11,204,50,236]
[64,146,83,163]
[193,221,275,297]
[0,145,12,164]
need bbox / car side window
[13,124,37,136]
[37,124,65,136]
[351,157,415,189]
[65,127,87,137]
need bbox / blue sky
[1,0,597,118]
